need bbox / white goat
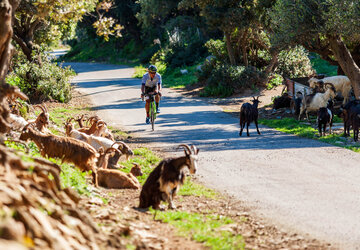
[309,75,352,104]
[299,83,337,120]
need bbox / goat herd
[240,75,360,141]
[5,96,199,210]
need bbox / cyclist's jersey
[141,72,162,89]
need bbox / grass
[309,53,338,76]
[152,209,245,250]
[258,117,360,152]
[133,64,199,89]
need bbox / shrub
[266,73,283,90]
[275,46,314,78]
[198,62,263,97]
[7,49,75,103]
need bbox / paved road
[65,62,360,249]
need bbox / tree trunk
[13,17,41,62]
[328,35,360,99]
[261,51,279,85]
[225,32,236,65]
[0,0,14,82]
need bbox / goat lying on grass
[139,144,199,210]
[97,163,143,189]
[239,96,260,137]
[97,147,142,189]
[20,124,98,186]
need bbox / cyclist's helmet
[148,65,157,73]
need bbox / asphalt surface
[64,62,360,249]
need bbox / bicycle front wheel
[150,102,155,131]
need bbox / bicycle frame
[145,93,157,131]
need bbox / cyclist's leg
[145,100,150,123]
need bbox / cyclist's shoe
[146,117,150,124]
[156,107,160,114]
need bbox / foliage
[7,48,75,103]
[270,0,360,63]
[266,74,283,90]
[204,39,227,63]
[309,53,338,76]
[152,209,245,249]
[275,46,314,78]
[198,62,263,97]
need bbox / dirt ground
[43,90,334,249]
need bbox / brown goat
[20,124,98,186]
[97,163,142,189]
[28,104,50,133]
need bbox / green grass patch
[152,209,245,249]
[132,64,199,89]
[259,117,360,152]
[310,53,338,76]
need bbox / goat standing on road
[239,96,261,137]
[139,144,199,210]
[317,100,334,137]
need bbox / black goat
[341,100,360,137]
[239,96,260,137]
[317,100,334,137]
[272,93,292,110]
[139,144,199,210]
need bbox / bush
[275,46,314,78]
[7,49,75,103]
[198,62,263,97]
[266,73,283,90]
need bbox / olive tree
[13,0,97,62]
[270,0,360,97]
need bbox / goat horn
[190,145,198,154]
[96,120,107,126]
[33,104,46,113]
[13,87,28,100]
[105,147,120,155]
[178,144,192,155]
[42,103,48,112]
[66,117,74,123]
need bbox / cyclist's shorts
[144,86,156,94]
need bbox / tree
[1,0,20,133]
[13,0,98,62]
[270,0,360,97]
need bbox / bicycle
[143,92,157,131]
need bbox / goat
[309,76,352,104]
[97,149,143,189]
[309,80,325,94]
[341,100,360,139]
[20,124,98,186]
[75,114,87,128]
[239,96,261,137]
[350,106,360,142]
[139,144,199,210]
[272,93,292,110]
[317,100,334,137]
[290,91,303,115]
[65,121,133,165]
[298,83,337,121]
[27,104,50,133]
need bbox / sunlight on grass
[259,118,360,152]
[152,209,245,250]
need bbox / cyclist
[141,65,162,124]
